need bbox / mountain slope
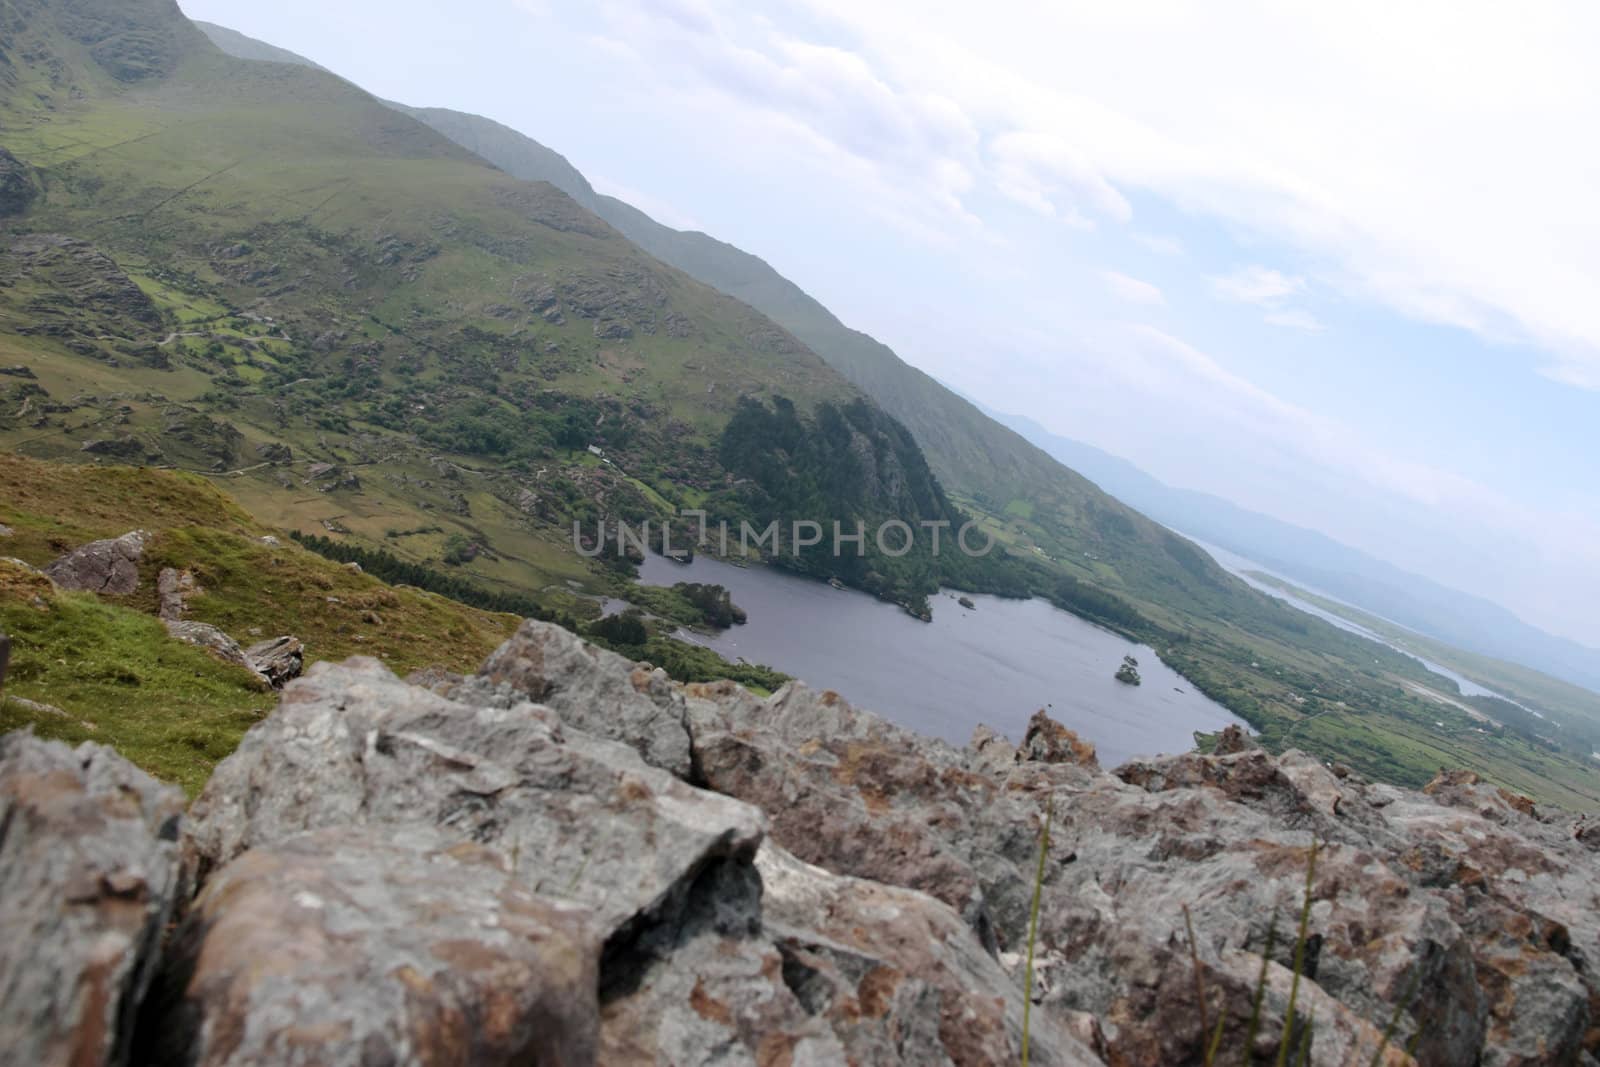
[366,104,1277,619]
[1,0,1001,619]
[190,19,330,71]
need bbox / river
[628,554,1247,767]
[1182,535,1534,710]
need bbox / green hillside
[0,0,1012,618]
[2,4,1596,805]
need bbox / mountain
[360,104,1271,615]
[190,19,330,71]
[6,5,1599,800]
[986,407,1600,698]
[3,0,1002,614]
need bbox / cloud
[988,130,1133,225]
[1210,266,1305,306]
[775,0,1600,389]
[1102,270,1164,306]
[1209,266,1322,329]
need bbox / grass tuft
[1021,798,1053,1067]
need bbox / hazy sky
[179,0,1600,649]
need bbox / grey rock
[162,620,261,681]
[1212,722,1258,755]
[245,636,303,688]
[7,696,69,719]
[681,675,1600,1067]
[44,530,151,596]
[140,824,600,1067]
[967,722,1019,776]
[177,656,1099,1065]
[448,620,694,778]
[185,657,762,937]
[1019,707,1101,767]
[753,843,1102,1066]
[0,733,184,1067]
[155,567,201,622]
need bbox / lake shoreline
[615,551,1246,767]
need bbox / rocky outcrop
[163,619,258,675]
[667,630,1600,1067]
[0,147,39,217]
[3,237,165,362]
[432,618,694,778]
[5,618,1599,1066]
[155,567,201,622]
[244,635,303,688]
[175,656,1097,1065]
[1212,721,1258,755]
[184,657,763,935]
[138,824,601,1067]
[163,620,301,690]
[44,530,150,596]
[0,733,184,1067]
[1021,707,1101,767]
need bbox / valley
[0,0,1596,810]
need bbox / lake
[630,554,1247,767]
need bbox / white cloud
[1210,266,1305,306]
[1209,266,1324,329]
[775,0,1600,390]
[1102,270,1164,306]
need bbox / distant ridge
[986,406,1600,696]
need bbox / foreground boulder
[138,824,600,1067]
[8,615,1598,1065]
[185,657,760,935]
[176,655,1101,1065]
[44,530,150,596]
[427,618,694,778]
[0,733,184,1067]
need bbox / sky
[179,0,1600,649]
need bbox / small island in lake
[1114,655,1142,686]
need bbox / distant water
[632,554,1246,767]
[1185,535,1533,710]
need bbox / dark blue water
[632,554,1246,767]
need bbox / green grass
[0,578,274,796]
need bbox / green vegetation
[3,0,1597,808]
[714,394,1044,614]
[290,531,571,626]
[581,609,789,693]
[619,581,746,630]
[0,452,792,793]
[0,567,273,796]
